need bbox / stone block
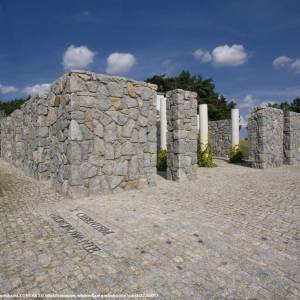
[0,71,158,197]
[107,82,123,97]
[69,165,82,186]
[114,160,128,176]
[121,118,135,137]
[69,120,83,141]
[166,89,197,181]
[93,137,105,156]
[248,107,284,168]
[208,119,232,157]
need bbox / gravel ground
[0,158,299,299]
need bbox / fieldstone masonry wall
[248,107,300,168]
[284,111,300,165]
[248,107,285,168]
[0,95,50,180]
[0,71,157,197]
[166,89,197,180]
[208,119,232,157]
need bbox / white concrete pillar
[160,97,167,150]
[199,104,208,151]
[197,114,200,132]
[231,108,240,148]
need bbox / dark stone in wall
[208,119,231,157]
[248,107,300,168]
[248,107,284,168]
[166,89,197,180]
[284,111,300,165]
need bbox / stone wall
[0,71,157,197]
[284,111,300,165]
[166,89,197,180]
[0,95,51,179]
[208,119,231,157]
[248,107,284,168]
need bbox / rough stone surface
[0,95,51,180]
[0,71,157,197]
[166,90,197,180]
[284,111,300,165]
[248,107,300,168]
[248,107,284,169]
[0,159,299,299]
[208,119,232,157]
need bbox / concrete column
[231,108,239,148]
[199,104,208,151]
[160,96,167,150]
[166,90,198,180]
[197,114,200,132]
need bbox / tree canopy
[146,70,236,120]
[0,97,29,118]
[267,97,300,113]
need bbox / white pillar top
[160,97,167,150]
[231,108,240,148]
[199,104,208,151]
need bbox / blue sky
[0,0,299,124]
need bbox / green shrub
[197,134,217,168]
[157,148,167,171]
[229,146,243,163]
[239,139,249,159]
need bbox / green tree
[267,97,300,113]
[290,97,300,113]
[146,71,236,120]
[0,96,30,116]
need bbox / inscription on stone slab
[76,212,114,235]
[50,214,101,253]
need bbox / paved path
[0,159,299,299]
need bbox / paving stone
[0,159,299,299]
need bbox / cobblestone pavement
[0,159,299,299]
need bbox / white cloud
[63,45,95,70]
[236,97,274,128]
[193,48,212,63]
[0,84,18,94]
[237,94,275,110]
[240,115,248,127]
[106,52,136,74]
[193,44,248,67]
[231,92,295,131]
[237,87,300,99]
[272,56,300,73]
[211,44,248,67]
[291,59,300,73]
[272,56,293,69]
[238,94,255,108]
[22,83,51,96]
